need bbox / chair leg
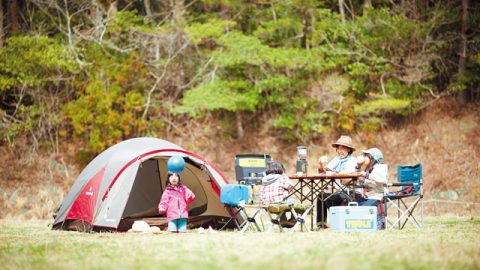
[386,198,398,228]
[220,206,243,231]
[398,198,419,229]
[399,199,410,229]
[421,195,424,228]
[265,210,275,232]
[258,208,266,231]
[288,209,301,233]
[250,208,263,232]
[386,198,408,229]
[397,200,401,229]
[388,199,406,229]
[288,205,315,233]
[302,205,315,232]
[387,197,422,229]
[240,208,263,233]
[399,198,422,229]
[265,209,285,232]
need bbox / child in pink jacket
[158,172,196,232]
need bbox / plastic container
[329,202,378,231]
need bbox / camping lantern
[296,146,308,176]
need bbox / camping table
[287,173,362,230]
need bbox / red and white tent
[52,137,230,232]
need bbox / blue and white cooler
[329,202,378,232]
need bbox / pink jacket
[158,184,195,221]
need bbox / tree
[0,0,4,47]
[8,0,19,33]
[144,0,153,17]
[1,0,479,153]
[457,0,469,105]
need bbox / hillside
[0,98,478,219]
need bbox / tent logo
[85,186,94,196]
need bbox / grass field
[1,216,479,270]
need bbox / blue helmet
[362,148,384,163]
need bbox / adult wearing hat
[318,135,357,173]
[316,135,358,228]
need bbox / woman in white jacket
[356,148,388,229]
[357,148,388,206]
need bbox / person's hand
[356,155,365,170]
[318,156,327,173]
[356,155,365,164]
[359,171,367,177]
[318,162,324,173]
[158,205,166,213]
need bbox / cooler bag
[220,184,249,206]
[329,202,378,231]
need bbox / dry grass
[0,145,76,219]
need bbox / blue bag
[220,184,249,206]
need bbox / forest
[0,0,479,218]
[0,0,478,152]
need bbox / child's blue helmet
[362,148,384,163]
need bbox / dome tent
[52,137,230,232]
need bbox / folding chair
[219,184,263,232]
[385,163,424,229]
[264,202,314,233]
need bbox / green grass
[0,217,479,270]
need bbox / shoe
[317,222,329,229]
[280,219,297,228]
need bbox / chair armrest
[388,182,422,187]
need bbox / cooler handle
[348,202,359,207]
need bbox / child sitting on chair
[158,172,196,233]
[260,162,293,205]
[356,148,388,228]
[260,162,296,227]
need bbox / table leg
[311,180,314,230]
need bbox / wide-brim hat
[332,135,355,151]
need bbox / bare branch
[380,72,387,96]
[142,76,162,119]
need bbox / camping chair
[385,163,424,229]
[219,184,263,233]
[264,202,314,233]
